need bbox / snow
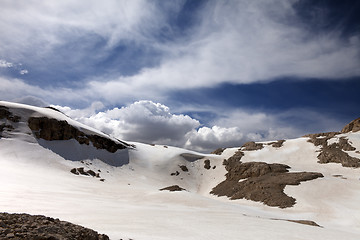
[1,101,360,239]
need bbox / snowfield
[1,101,360,239]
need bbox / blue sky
[1,0,359,152]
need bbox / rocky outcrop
[160,185,186,192]
[0,106,21,123]
[242,141,264,151]
[341,117,360,133]
[211,150,323,208]
[179,165,188,172]
[307,133,360,168]
[268,140,286,148]
[0,106,20,137]
[71,168,100,178]
[271,218,321,227]
[28,117,128,153]
[0,212,109,240]
[204,159,211,169]
[211,148,226,155]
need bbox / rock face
[0,106,21,123]
[160,185,186,192]
[342,117,360,133]
[211,148,226,155]
[28,117,128,153]
[204,159,211,169]
[241,141,264,151]
[307,133,360,168]
[268,140,286,148]
[211,150,323,208]
[0,212,109,240]
[0,106,20,137]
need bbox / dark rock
[179,165,188,172]
[0,212,110,240]
[28,117,128,153]
[286,220,321,227]
[307,133,360,168]
[242,141,264,151]
[341,117,360,133]
[171,171,180,176]
[317,147,360,168]
[305,132,340,146]
[268,140,286,148]
[211,151,323,208]
[77,167,89,176]
[70,168,79,175]
[0,123,14,133]
[211,148,226,155]
[0,106,21,123]
[86,170,96,177]
[204,159,211,170]
[160,185,186,192]
[338,137,356,151]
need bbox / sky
[0,0,360,152]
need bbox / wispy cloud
[1,1,359,106]
[0,1,358,151]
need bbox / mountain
[1,101,360,240]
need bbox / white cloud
[55,100,200,146]
[0,59,13,68]
[19,69,28,75]
[12,95,48,107]
[0,0,180,61]
[49,100,344,153]
[60,0,360,104]
[1,1,359,107]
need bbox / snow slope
[1,101,360,239]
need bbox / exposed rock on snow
[0,212,109,240]
[179,165,189,172]
[271,219,321,227]
[170,171,180,176]
[342,117,360,133]
[28,117,127,153]
[70,168,100,178]
[0,106,21,123]
[160,185,186,192]
[0,106,20,137]
[211,150,323,208]
[204,159,211,169]
[285,220,321,227]
[241,141,264,151]
[211,147,226,155]
[307,132,360,167]
[268,140,286,148]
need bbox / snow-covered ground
[1,101,360,239]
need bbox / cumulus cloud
[54,100,201,146]
[50,100,344,153]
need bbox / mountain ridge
[1,101,360,240]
